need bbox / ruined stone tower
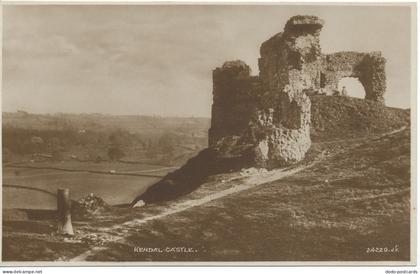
[208,61,261,146]
[208,15,387,168]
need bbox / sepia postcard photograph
[0,2,417,266]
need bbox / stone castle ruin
[208,15,387,168]
[134,15,392,204]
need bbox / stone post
[57,188,74,235]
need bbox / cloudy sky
[3,5,413,117]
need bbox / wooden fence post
[57,188,74,235]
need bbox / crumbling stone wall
[357,53,387,103]
[244,15,322,166]
[321,51,386,103]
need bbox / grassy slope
[310,95,410,141]
[2,97,411,262]
[82,127,411,261]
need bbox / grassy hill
[310,95,410,141]
[84,127,411,261]
[2,96,412,261]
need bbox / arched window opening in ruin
[338,77,365,99]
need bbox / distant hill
[2,112,211,166]
[2,112,210,138]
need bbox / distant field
[3,162,168,210]
[2,111,201,212]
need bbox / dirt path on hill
[122,166,178,174]
[69,161,318,261]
